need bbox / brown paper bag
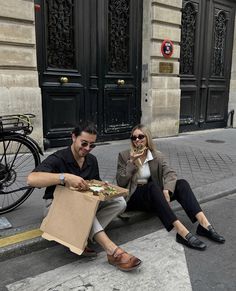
[40,186,100,255]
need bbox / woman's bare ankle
[178,229,189,239]
[173,220,189,238]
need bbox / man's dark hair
[72,121,97,137]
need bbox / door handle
[59,76,69,84]
[117,79,125,86]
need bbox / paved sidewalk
[1,128,236,261]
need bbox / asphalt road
[0,193,235,291]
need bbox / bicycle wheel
[0,135,40,214]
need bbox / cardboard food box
[85,179,129,201]
[40,180,128,255]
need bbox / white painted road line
[7,229,192,291]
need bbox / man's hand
[27,172,89,190]
[64,174,89,191]
[163,189,170,203]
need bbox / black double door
[180,0,235,132]
[35,0,142,148]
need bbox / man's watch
[59,173,65,186]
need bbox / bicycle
[0,114,43,214]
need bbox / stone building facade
[0,0,43,145]
[0,0,235,148]
[142,0,182,137]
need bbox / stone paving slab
[157,142,236,189]
[6,229,192,291]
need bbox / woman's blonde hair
[130,124,157,153]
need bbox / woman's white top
[136,150,154,184]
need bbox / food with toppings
[132,145,147,155]
[87,181,118,197]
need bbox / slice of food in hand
[133,144,147,155]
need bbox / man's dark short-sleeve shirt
[33,147,101,199]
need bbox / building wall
[141,0,182,138]
[229,15,236,128]
[0,0,235,146]
[0,0,43,146]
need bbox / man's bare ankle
[105,245,118,255]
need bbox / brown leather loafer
[107,247,142,271]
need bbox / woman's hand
[163,189,170,203]
[129,151,144,163]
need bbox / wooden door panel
[180,0,235,132]
[35,0,142,147]
[206,87,227,121]
[43,88,84,139]
[104,89,136,134]
[100,0,142,138]
[179,0,201,128]
[205,1,235,126]
[180,88,197,125]
[210,3,233,80]
[38,0,85,83]
[35,0,90,148]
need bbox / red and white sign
[161,39,174,58]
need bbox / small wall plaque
[159,62,174,74]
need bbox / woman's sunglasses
[81,140,97,149]
[130,134,145,141]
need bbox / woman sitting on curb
[116,124,225,250]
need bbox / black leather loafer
[176,233,207,250]
[196,224,225,243]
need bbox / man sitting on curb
[27,121,141,272]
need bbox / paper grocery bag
[40,186,100,255]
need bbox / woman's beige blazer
[116,149,177,201]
